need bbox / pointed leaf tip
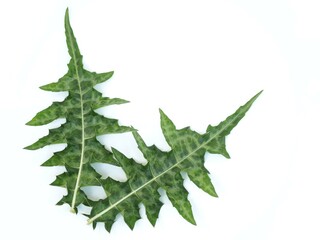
[159,108,169,121]
[255,89,263,98]
[64,8,71,34]
[64,7,82,65]
[25,117,42,126]
[189,217,197,226]
[250,90,263,103]
[242,90,263,111]
[65,8,70,22]
[39,84,53,91]
[25,120,33,126]
[158,108,169,120]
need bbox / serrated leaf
[25,9,132,213]
[87,91,262,230]
[26,8,262,234]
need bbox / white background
[1,0,319,239]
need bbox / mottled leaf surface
[25,9,132,213]
[87,91,261,231]
[26,8,261,233]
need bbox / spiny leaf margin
[25,8,132,213]
[87,91,262,231]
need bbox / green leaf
[26,7,262,233]
[87,91,262,230]
[25,8,132,213]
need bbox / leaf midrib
[68,29,85,212]
[87,110,242,224]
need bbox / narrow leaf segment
[87,91,262,231]
[25,9,132,213]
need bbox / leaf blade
[25,8,131,213]
[88,91,262,229]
